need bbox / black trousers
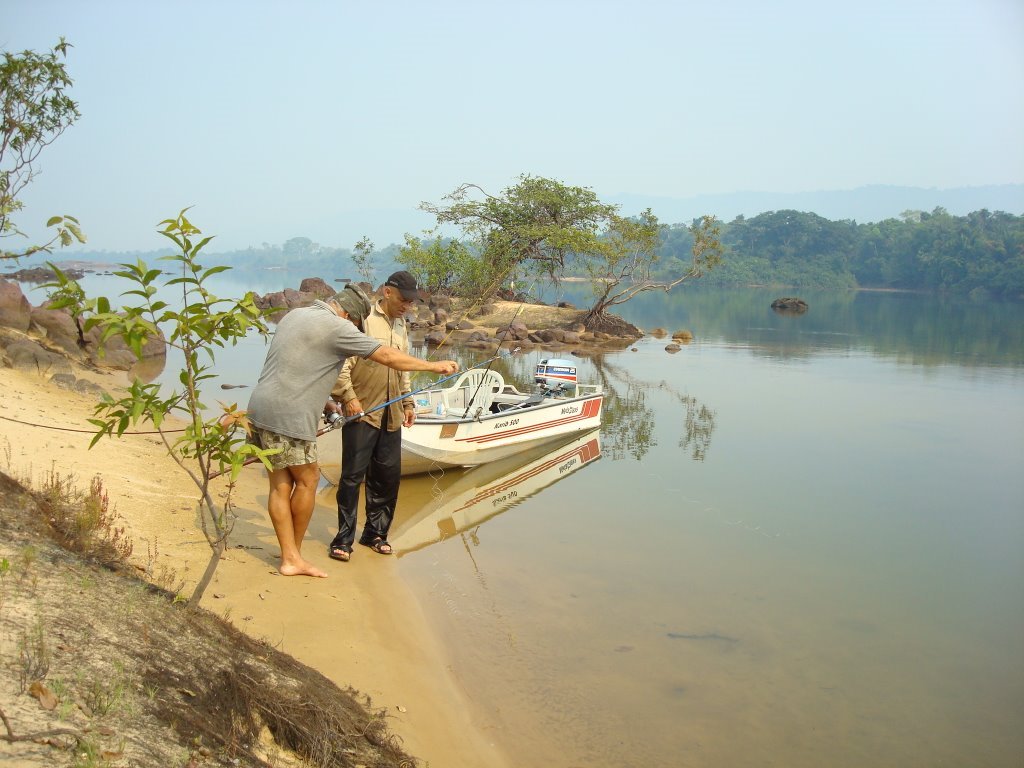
[331,412,401,548]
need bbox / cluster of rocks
[251,276,338,318]
[771,297,809,313]
[1,265,86,282]
[0,278,165,396]
[418,295,596,352]
[648,328,695,354]
[252,278,664,355]
[423,315,597,353]
[0,269,703,394]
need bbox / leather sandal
[328,544,352,562]
[361,537,392,555]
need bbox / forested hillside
[230,209,1023,300]
[17,208,1023,301]
[657,208,1023,299]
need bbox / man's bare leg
[288,463,319,550]
[267,464,327,578]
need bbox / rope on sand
[0,413,184,435]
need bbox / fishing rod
[320,346,521,434]
[459,277,535,419]
[208,347,520,480]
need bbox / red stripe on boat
[459,397,602,446]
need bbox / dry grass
[0,469,417,768]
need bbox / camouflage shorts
[248,427,318,470]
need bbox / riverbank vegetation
[24,206,1022,302]
[674,207,1024,298]
[398,176,723,333]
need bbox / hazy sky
[4,0,1023,252]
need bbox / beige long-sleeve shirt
[330,300,413,431]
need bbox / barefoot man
[246,283,457,577]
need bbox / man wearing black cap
[327,271,421,561]
[247,282,456,577]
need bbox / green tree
[45,211,275,603]
[397,234,483,296]
[415,175,721,326]
[1,38,85,259]
[580,211,722,333]
[418,175,621,295]
[350,236,375,284]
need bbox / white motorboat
[400,358,603,476]
[390,428,602,554]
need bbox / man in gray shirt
[247,283,457,578]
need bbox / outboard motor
[534,358,577,396]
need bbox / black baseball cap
[384,270,419,301]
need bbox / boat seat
[444,369,505,417]
[506,391,546,410]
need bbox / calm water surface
[31,275,1024,767]
[391,288,1024,768]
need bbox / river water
[27,274,1024,767]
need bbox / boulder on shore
[298,277,335,299]
[0,279,32,332]
[0,281,167,373]
[3,338,73,375]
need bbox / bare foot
[278,559,328,578]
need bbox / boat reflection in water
[389,429,602,556]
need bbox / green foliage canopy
[0,38,85,259]
[654,207,1024,299]
[406,176,722,322]
[397,234,482,296]
[415,175,622,297]
[350,236,376,284]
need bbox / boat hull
[400,392,603,475]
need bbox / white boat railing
[412,369,602,420]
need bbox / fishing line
[458,275,538,419]
[0,413,184,435]
[415,265,518,362]
[426,462,449,506]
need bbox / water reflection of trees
[588,357,716,462]
[596,371,656,461]
[677,393,715,461]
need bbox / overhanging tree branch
[1,38,84,260]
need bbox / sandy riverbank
[0,361,511,768]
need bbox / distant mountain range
[609,184,1024,226]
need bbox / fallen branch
[0,705,85,746]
